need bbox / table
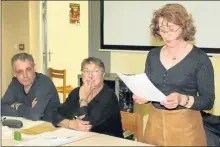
[1,116,98,146]
[1,116,154,146]
[65,134,154,146]
[2,130,99,146]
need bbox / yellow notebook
[20,123,57,135]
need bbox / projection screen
[100,1,220,54]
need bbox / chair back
[120,111,143,142]
[48,68,73,102]
[48,68,66,84]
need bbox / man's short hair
[11,53,35,69]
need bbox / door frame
[40,0,48,75]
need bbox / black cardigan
[52,84,123,138]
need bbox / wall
[110,51,147,74]
[46,1,89,91]
[29,1,40,72]
[210,57,220,115]
[89,1,110,73]
[2,1,30,95]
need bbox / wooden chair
[47,68,73,102]
[120,111,143,142]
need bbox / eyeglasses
[82,69,102,76]
[158,27,180,35]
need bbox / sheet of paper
[16,128,87,146]
[117,73,166,102]
[2,126,14,139]
[16,136,76,146]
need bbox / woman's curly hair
[150,3,196,41]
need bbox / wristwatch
[79,98,88,104]
[13,102,18,109]
[13,103,21,110]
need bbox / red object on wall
[19,44,25,50]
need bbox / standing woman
[133,3,215,146]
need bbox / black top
[52,84,123,138]
[145,46,215,110]
[1,73,60,122]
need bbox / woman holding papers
[133,3,215,146]
[52,57,123,138]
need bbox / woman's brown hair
[150,3,196,41]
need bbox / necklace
[166,49,177,60]
[166,42,188,60]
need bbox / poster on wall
[69,3,80,25]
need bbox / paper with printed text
[117,73,165,102]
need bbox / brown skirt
[144,104,207,146]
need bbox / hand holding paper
[117,73,165,102]
[133,94,149,104]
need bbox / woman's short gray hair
[81,57,105,72]
[11,53,35,69]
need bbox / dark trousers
[204,125,220,146]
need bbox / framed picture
[69,3,80,25]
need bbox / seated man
[1,53,60,121]
[52,57,123,138]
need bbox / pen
[44,137,58,139]
[44,136,73,139]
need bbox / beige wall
[2,1,30,95]
[110,51,147,74]
[111,51,220,132]
[29,1,40,72]
[46,1,89,93]
[210,56,220,115]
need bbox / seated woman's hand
[68,119,92,131]
[160,92,183,109]
[132,94,149,104]
[80,79,95,99]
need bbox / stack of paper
[117,73,165,102]
[20,123,57,135]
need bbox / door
[41,1,89,101]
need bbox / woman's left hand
[160,92,182,109]
[80,80,94,99]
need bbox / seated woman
[52,57,123,138]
